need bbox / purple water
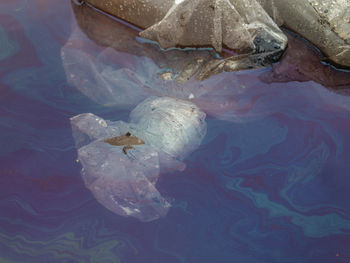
[1,0,350,262]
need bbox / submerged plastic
[63,4,350,124]
[71,97,207,221]
[66,0,350,222]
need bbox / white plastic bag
[71,97,207,221]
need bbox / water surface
[1,0,350,262]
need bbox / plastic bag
[81,0,350,68]
[257,0,350,68]
[80,0,287,72]
[71,97,207,221]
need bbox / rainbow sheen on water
[0,0,350,262]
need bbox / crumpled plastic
[66,0,350,223]
[64,2,222,106]
[70,97,207,221]
[62,5,231,108]
[82,0,287,69]
[63,4,350,126]
[82,0,350,68]
[63,1,284,113]
[139,0,282,54]
[257,0,350,68]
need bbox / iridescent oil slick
[0,0,350,262]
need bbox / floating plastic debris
[71,97,207,221]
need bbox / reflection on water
[1,0,350,262]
